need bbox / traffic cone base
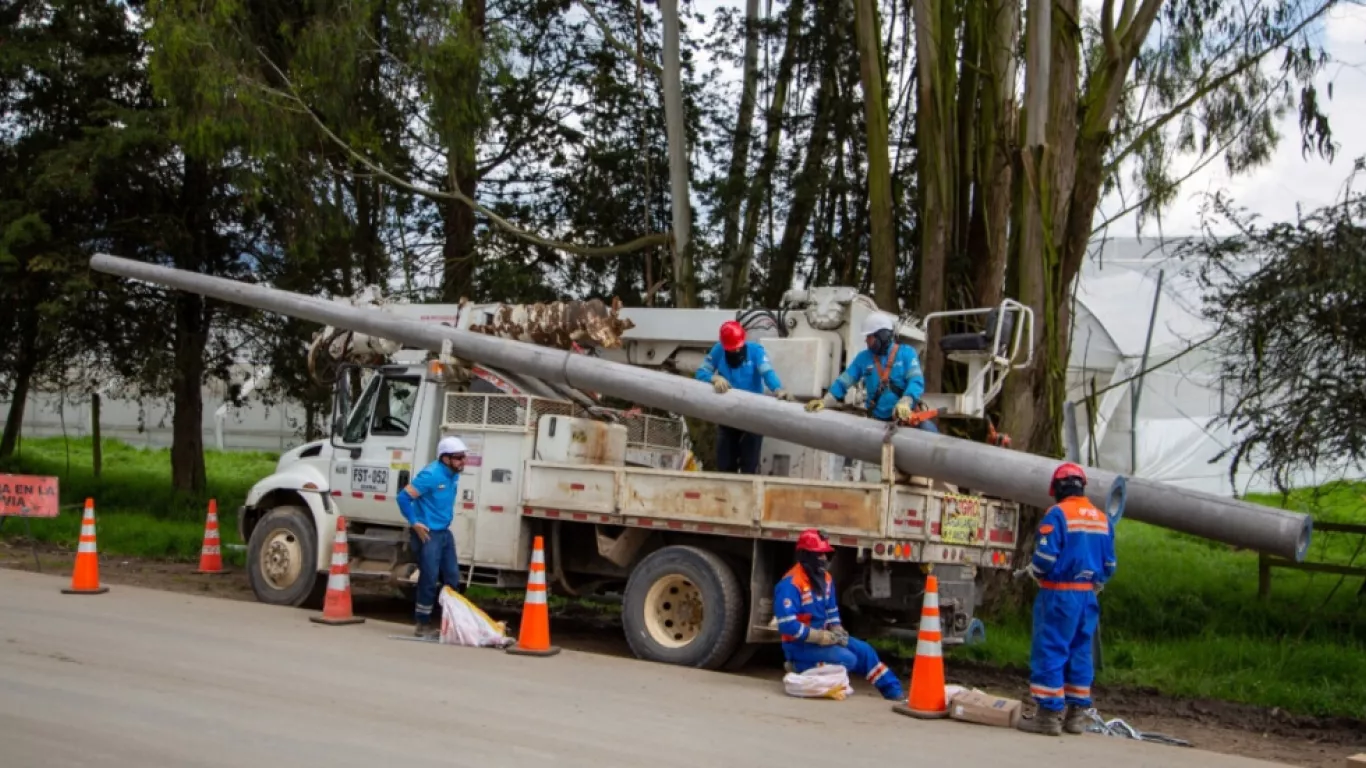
[63,498,108,596]
[311,516,365,626]
[892,574,949,719]
[506,535,559,657]
[196,499,229,575]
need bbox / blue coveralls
[828,343,938,433]
[396,458,462,623]
[774,564,903,700]
[1024,496,1117,711]
[695,341,784,473]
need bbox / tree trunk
[853,0,896,312]
[92,394,103,479]
[735,0,805,305]
[660,0,696,308]
[969,0,1018,311]
[440,0,487,303]
[170,156,213,495]
[718,0,762,306]
[914,0,958,393]
[766,63,836,307]
[0,333,36,460]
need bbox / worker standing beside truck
[695,320,793,474]
[775,529,905,701]
[1015,463,1117,736]
[396,436,468,638]
[804,312,938,433]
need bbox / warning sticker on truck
[351,465,390,493]
[939,494,983,546]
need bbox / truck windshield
[341,373,382,444]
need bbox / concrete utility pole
[90,253,1313,562]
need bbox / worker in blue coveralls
[696,320,793,474]
[396,435,467,638]
[1014,462,1117,735]
[804,311,939,433]
[774,528,905,701]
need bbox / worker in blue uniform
[696,320,793,474]
[804,311,938,432]
[396,435,467,638]
[1015,462,1117,735]
[774,528,905,701]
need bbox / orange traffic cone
[195,499,227,574]
[62,498,109,595]
[310,516,364,626]
[892,573,948,719]
[506,535,560,657]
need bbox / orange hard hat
[720,320,746,351]
[796,528,834,553]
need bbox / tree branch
[1104,0,1335,175]
[251,53,668,258]
[577,0,663,77]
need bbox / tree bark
[718,0,762,306]
[914,0,958,393]
[440,0,487,303]
[735,0,805,306]
[660,0,696,307]
[969,0,1018,311]
[0,332,36,460]
[766,63,836,307]
[853,0,897,312]
[92,393,103,479]
[170,156,213,494]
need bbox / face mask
[868,330,893,356]
[798,550,829,595]
[724,347,748,368]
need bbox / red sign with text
[0,474,60,517]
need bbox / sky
[681,0,1366,239]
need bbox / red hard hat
[1049,462,1087,495]
[719,321,746,351]
[796,528,834,554]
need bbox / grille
[626,413,687,450]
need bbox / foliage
[1179,158,1366,490]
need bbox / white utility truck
[238,287,1033,670]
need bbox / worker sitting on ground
[396,436,468,638]
[804,311,938,433]
[1015,462,1116,736]
[695,319,793,474]
[775,529,905,701]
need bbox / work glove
[806,393,837,413]
[774,388,794,402]
[712,377,731,394]
[830,625,850,646]
[894,397,914,422]
[807,629,839,646]
[1013,566,1040,585]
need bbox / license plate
[351,465,390,493]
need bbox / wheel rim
[643,573,704,648]
[259,526,304,591]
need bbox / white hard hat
[860,312,896,337]
[437,436,468,457]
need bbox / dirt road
[0,569,1294,768]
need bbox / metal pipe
[89,254,1313,561]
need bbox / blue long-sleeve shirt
[827,343,926,421]
[694,341,783,394]
[773,564,841,645]
[396,458,460,530]
[1027,496,1117,589]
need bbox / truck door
[471,431,525,569]
[330,368,425,526]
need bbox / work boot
[413,620,438,639]
[1017,707,1064,736]
[1063,704,1090,734]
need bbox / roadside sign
[0,474,60,518]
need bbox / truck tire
[246,506,325,608]
[622,545,745,670]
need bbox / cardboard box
[948,688,1023,728]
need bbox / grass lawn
[3,435,1363,718]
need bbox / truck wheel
[247,506,325,608]
[622,546,745,670]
